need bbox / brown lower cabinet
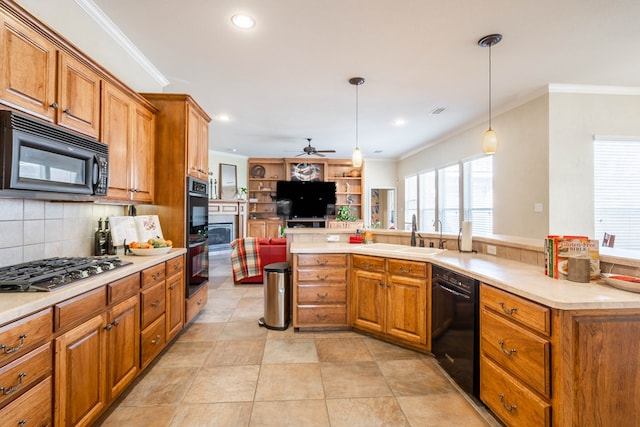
[0,252,204,427]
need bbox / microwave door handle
[92,155,100,193]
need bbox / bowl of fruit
[129,238,173,255]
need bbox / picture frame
[219,163,237,199]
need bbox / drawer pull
[400,266,413,274]
[317,292,329,298]
[197,298,203,306]
[0,334,27,354]
[151,335,161,345]
[152,272,162,281]
[316,275,328,281]
[499,393,517,412]
[1,372,26,395]
[362,262,373,270]
[499,302,517,315]
[315,314,328,320]
[498,340,517,356]
[19,420,27,427]
[316,260,328,266]
[151,300,161,308]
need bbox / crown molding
[74,0,169,87]
[548,84,640,95]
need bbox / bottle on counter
[104,218,116,255]
[94,218,106,256]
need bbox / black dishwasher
[431,265,480,399]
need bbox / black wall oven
[431,265,480,399]
[186,177,209,296]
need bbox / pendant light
[349,77,365,167]
[478,34,502,154]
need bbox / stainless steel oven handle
[438,284,471,300]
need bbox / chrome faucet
[411,214,417,247]
[434,219,446,249]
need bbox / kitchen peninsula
[289,237,640,426]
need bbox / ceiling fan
[296,138,336,157]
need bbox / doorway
[371,188,396,229]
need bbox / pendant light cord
[355,83,359,149]
[488,44,492,130]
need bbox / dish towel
[230,237,261,281]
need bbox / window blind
[463,156,493,236]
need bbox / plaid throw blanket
[230,238,261,280]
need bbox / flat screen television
[276,180,336,219]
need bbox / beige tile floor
[96,250,499,426]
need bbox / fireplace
[208,222,234,251]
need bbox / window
[419,170,436,231]
[438,164,460,234]
[463,156,493,235]
[404,174,417,231]
[594,139,640,249]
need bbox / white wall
[397,94,549,238]
[209,151,248,200]
[548,92,640,236]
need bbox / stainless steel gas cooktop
[0,256,132,292]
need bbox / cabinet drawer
[297,267,347,283]
[141,281,166,329]
[186,284,208,324]
[141,314,166,369]
[352,255,385,271]
[296,305,347,327]
[481,308,551,397]
[0,343,51,408]
[387,259,426,278]
[480,356,550,427]
[54,287,107,331]
[141,263,165,289]
[108,273,140,304]
[481,284,551,336]
[0,308,52,366]
[0,375,52,426]
[166,255,184,278]
[297,254,347,267]
[297,284,347,304]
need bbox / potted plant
[238,187,248,200]
[336,205,357,221]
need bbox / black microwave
[0,111,108,200]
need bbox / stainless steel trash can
[258,262,291,330]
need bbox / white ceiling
[15,0,640,160]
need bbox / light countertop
[290,242,640,310]
[0,248,186,325]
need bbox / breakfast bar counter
[290,242,640,309]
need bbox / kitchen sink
[353,243,445,258]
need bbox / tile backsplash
[0,198,125,267]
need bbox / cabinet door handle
[151,335,161,345]
[0,334,27,354]
[63,108,71,114]
[18,420,27,427]
[0,372,26,395]
[498,340,517,356]
[499,302,517,315]
[499,393,517,412]
[378,282,384,287]
[50,102,59,109]
[104,323,113,331]
[151,300,161,308]
[169,284,176,290]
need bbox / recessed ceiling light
[231,14,255,30]
[393,118,406,126]
[216,114,230,122]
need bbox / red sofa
[233,237,287,284]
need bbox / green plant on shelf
[336,205,358,221]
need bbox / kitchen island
[289,241,640,426]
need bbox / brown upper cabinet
[0,11,101,138]
[101,82,155,203]
[187,103,210,181]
